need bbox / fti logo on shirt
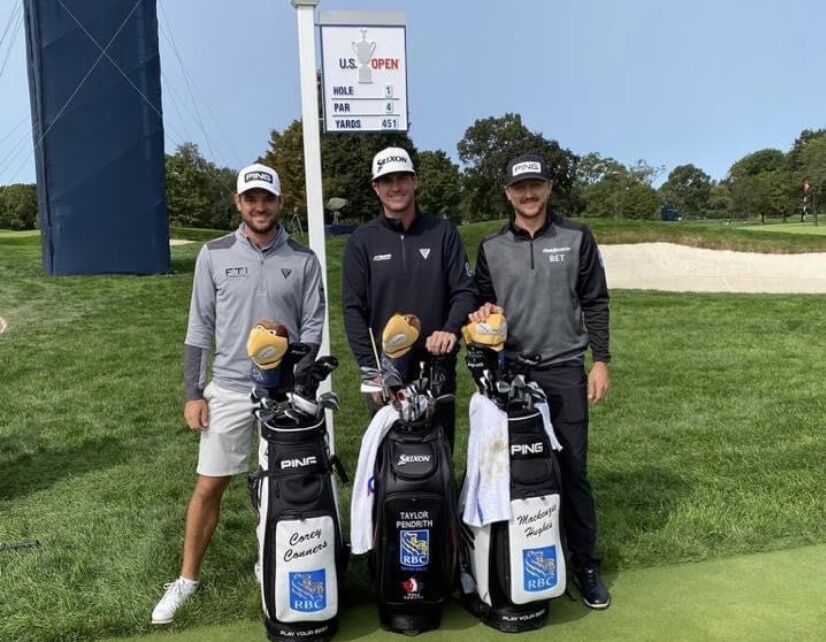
[225,267,248,278]
[373,254,392,262]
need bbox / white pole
[291,0,336,450]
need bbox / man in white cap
[342,147,477,449]
[151,163,326,624]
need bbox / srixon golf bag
[457,324,566,633]
[366,354,460,635]
[370,398,458,634]
[248,337,349,642]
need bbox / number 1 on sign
[385,84,393,97]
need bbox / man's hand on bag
[425,331,457,355]
[587,362,610,404]
[184,399,209,431]
[468,302,504,323]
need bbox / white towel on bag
[350,404,400,554]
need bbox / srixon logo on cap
[244,170,273,184]
[512,161,543,177]
[377,154,409,170]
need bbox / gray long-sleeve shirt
[184,225,325,398]
[475,212,610,368]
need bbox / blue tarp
[24,0,169,274]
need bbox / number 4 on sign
[386,102,393,113]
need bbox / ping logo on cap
[512,161,543,176]
[244,170,273,184]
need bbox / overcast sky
[1,0,824,186]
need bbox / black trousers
[531,362,600,568]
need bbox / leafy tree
[788,128,826,172]
[707,182,733,219]
[261,120,417,225]
[575,153,659,219]
[792,135,826,216]
[580,172,659,219]
[0,184,38,230]
[415,150,461,224]
[728,148,786,179]
[726,149,795,221]
[575,153,626,187]
[627,159,664,186]
[457,113,578,220]
[165,142,237,229]
[659,164,712,218]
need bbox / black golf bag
[458,348,566,633]
[249,346,349,642]
[367,360,460,635]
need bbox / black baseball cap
[504,153,551,186]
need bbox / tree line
[2,116,825,230]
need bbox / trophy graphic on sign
[353,29,376,84]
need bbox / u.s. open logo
[523,546,558,591]
[400,530,429,568]
[289,569,326,612]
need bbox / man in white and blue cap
[151,162,326,625]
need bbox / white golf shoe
[151,577,198,624]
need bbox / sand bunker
[601,243,826,293]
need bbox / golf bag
[458,341,566,633]
[366,359,460,635]
[248,343,349,642]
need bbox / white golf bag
[458,347,566,633]
[248,349,348,642]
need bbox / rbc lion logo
[400,530,429,569]
[523,546,558,592]
[289,569,326,612]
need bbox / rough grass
[2,221,826,641]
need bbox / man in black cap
[469,153,612,609]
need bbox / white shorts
[197,381,258,477]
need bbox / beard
[243,212,279,235]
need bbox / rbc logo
[523,546,558,592]
[399,530,429,569]
[289,569,326,612]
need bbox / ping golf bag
[457,325,566,633]
[248,339,349,642]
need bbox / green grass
[2,222,826,641]
[741,220,826,236]
[100,544,826,642]
[0,229,40,238]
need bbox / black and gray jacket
[343,209,478,369]
[475,211,610,368]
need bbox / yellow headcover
[382,313,421,358]
[247,320,289,370]
[462,313,507,351]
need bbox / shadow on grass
[597,465,691,569]
[0,437,129,501]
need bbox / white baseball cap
[237,163,281,196]
[371,147,416,181]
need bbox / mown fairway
[2,221,826,641]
